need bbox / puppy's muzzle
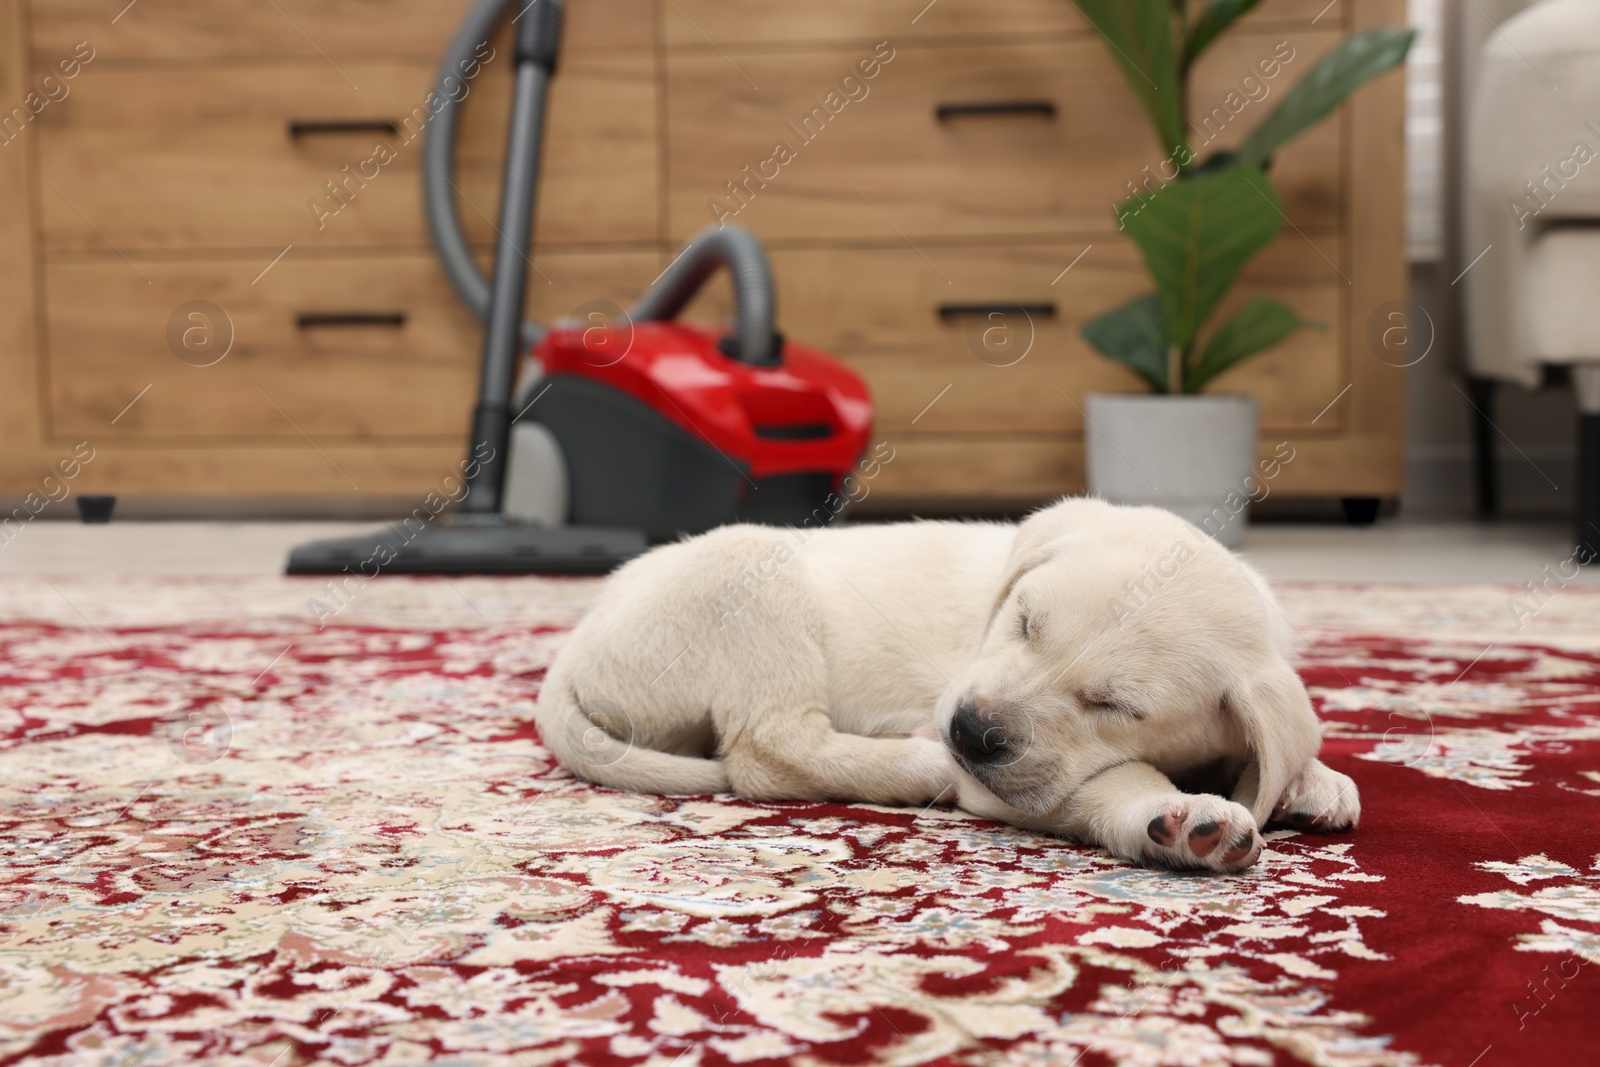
[949,696,1014,765]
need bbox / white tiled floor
[1241,521,1598,584]
[0,522,378,577]
[0,519,1594,585]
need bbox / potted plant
[1076,0,1413,546]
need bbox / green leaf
[1082,294,1169,392]
[1186,297,1303,392]
[1118,165,1283,355]
[1185,0,1263,67]
[1071,0,1187,161]
[1236,26,1415,167]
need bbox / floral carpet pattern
[1,578,1597,1066]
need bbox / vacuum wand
[461,0,563,515]
[285,0,648,575]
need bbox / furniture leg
[1576,365,1600,564]
[1469,375,1499,519]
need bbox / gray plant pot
[1084,393,1259,548]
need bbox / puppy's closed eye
[1015,597,1040,643]
[1078,688,1146,721]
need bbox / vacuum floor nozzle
[286,521,646,576]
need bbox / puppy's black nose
[950,697,1007,762]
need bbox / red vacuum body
[523,320,873,542]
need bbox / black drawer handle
[935,100,1057,121]
[938,302,1057,320]
[288,120,400,138]
[296,312,407,329]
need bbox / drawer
[680,239,1345,434]
[666,32,1342,242]
[661,0,1343,48]
[37,51,656,253]
[30,0,653,62]
[45,248,664,440]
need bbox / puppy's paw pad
[1220,828,1260,870]
[1134,796,1260,874]
[1186,819,1224,858]
[1146,809,1183,848]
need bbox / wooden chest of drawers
[0,0,1407,508]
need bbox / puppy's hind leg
[723,706,958,807]
[858,707,938,738]
[704,548,955,808]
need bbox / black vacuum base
[285,522,647,576]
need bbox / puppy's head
[938,497,1321,823]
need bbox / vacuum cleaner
[287,0,872,575]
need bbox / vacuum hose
[630,224,781,366]
[422,0,543,349]
[423,0,781,365]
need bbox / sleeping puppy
[535,497,1358,873]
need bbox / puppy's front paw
[1135,795,1261,873]
[1271,761,1360,833]
[904,736,959,806]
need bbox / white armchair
[1466,0,1600,557]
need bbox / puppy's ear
[988,499,1076,623]
[1225,661,1322,825]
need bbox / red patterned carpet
[2,577,1598,1066]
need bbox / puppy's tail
[534,680,730,796]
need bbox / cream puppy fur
[535,497,1358,873]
